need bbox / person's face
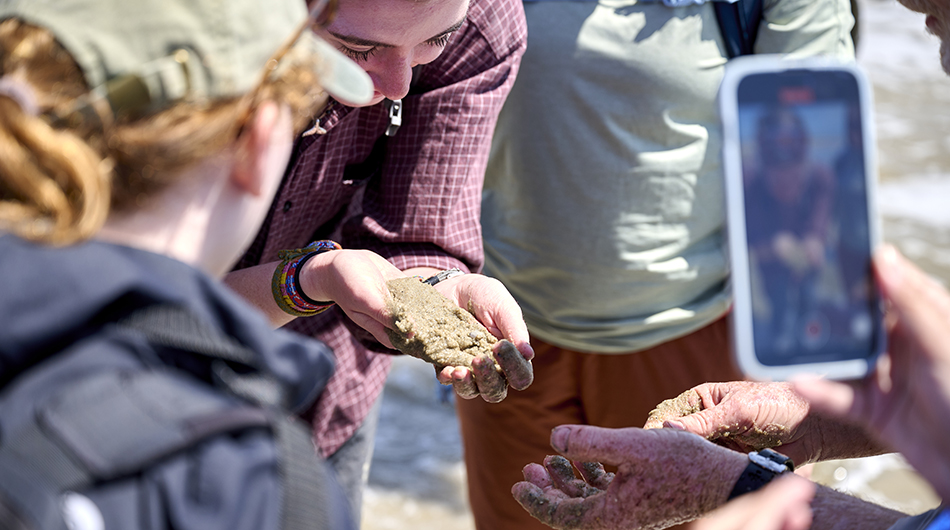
[315,0,469,106]
[899,0,950,74]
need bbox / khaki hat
[0,0,373,115]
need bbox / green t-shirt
[482,0,855,352]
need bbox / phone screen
[736,69,883,367]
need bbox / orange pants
[455,317,743,530]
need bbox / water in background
[362,1,949,527]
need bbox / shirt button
[282,201,292,212]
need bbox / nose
[369,54,413,101]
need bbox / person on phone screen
[744,106,834,354]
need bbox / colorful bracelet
[271,240,341,317]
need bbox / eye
[339,46,377,62]
[426,33,452,48]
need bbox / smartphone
[720,55,886,381]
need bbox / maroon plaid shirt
[234,0,527,457]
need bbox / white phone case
[719,55,884,381]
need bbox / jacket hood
[0,235,333,413]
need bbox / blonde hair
[0,19,325,245]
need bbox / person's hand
[511,426,747,530]
[300,249,407,348]
[643,382,888,465]
[773,232,810,274]
[793,245,950,500]
[642,382,818,464]
[692,475,815,530]
[430,273,534,402]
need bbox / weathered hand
[432,273,534,403]
[643,382,817,464]
[794,245,950,499]
[692,475,815,530]
[512,426,747,530]
[644,380,885,465]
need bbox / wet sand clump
[385,277,497,370]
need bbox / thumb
[550,425,645,467]
[791,375,856,419]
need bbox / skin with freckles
[315,0,470,106]
[512,426,748,530]
[513,424,907,530]
[692,475,815,530]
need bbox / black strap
[119,305,336,529]
[714,0,764,59]
[118,304,289,409]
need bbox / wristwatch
[423,268,464,286]
[727,448,795,500]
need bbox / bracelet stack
[271,240,341,317]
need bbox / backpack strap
[0,304,341,530]
[714,0,764,58]
[118,304,290,409]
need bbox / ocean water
[362,1,949,528]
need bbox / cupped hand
[644,380,885,465]
[793,245,950,499]
[512,426,747,530]
[431,273,534,403]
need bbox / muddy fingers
[472,352,507,403]
[575,461,614,491]
[495,339,534,390]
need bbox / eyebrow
[328,16,466,48]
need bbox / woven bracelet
[271,240,341,317]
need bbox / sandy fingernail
[664,420,685,430]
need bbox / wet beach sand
[362,1,948,527]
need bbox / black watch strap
[727,448,795,501]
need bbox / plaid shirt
[234,0,527,457]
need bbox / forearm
[810,484,907,530]
[224,263,295,328]
[806,414,892,464]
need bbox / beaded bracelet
[271,240,342,317]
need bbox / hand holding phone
[720,56,885,381]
